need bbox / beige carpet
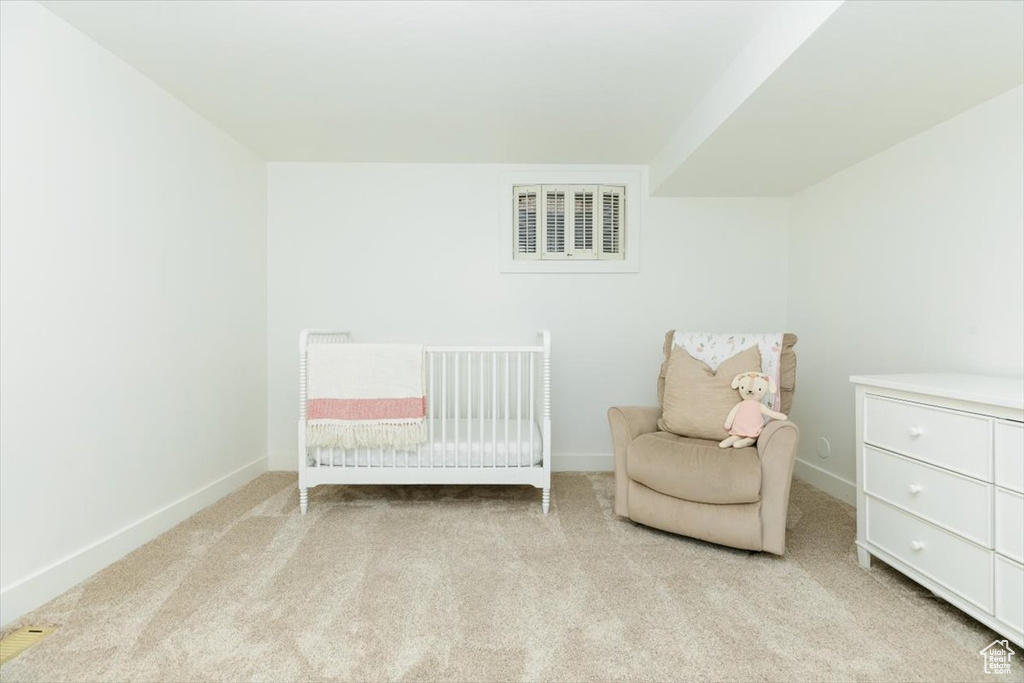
[2,473,1021,683]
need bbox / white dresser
[851,374,1023,646]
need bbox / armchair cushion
[626,432,761,505]
[657,345,761,440]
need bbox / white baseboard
[0,456,267,627]
[793,458,856,505]
[269,451,613,473]
[552,453,613,472]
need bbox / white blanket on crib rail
[306,343,427,449]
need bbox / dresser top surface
[850,373,1024,411]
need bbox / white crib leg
[300,487,309,515]
[542,488,550,515]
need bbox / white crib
[298,330,552,513]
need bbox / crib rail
[297,330,552,513]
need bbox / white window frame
[499,167,642,273]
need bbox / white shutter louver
[599,185,625,260]
[513,186,539,259]
[569,186,596,258]
[512,183,625,262]
[543,187,567,258]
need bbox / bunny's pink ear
[768,377,777,393]
[731,373,744,389]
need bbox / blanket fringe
[306,421,428,450]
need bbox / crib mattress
[313,418,543,468]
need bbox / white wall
[787,85,1024,498]
[267,163,790,470]
[0,2,267,624]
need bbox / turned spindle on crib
[298,329,310,515]
[542,329,552,514]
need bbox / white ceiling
[37,0,1024,194]
[655,0,1024,196]
[40,0,781,164]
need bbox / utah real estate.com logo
[980,639,1016,675]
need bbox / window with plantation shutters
[512,184,624,261]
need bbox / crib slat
[442,352,448,468]
[504,352,510,468]
[454,352,460,468]
[491,351,497,468]
[479,352,485,468]
[530,353,535,466]
[517,352,522,468]
[465,352,471,470]
[429,352,435,467]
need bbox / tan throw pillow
[658,345,762,441]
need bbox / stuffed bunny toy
[719,371,787,448]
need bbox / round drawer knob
[909,427,923,437]
[907,484,922,495]
[910,541,924,551]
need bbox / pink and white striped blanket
[306,343,427,449]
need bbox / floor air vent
[0,627,56,665]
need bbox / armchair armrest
[608,406,661,442]
[757,420,799,460]
[608,406,661,517]
[756,420,800,555]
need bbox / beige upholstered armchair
[608,334,799,555]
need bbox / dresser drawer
[864,395,992,480]
[995,420,1024,494]
[866,498,992,611]
[864,446,992,546]
[995,555,1024,635]
[995,488,1024,563]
